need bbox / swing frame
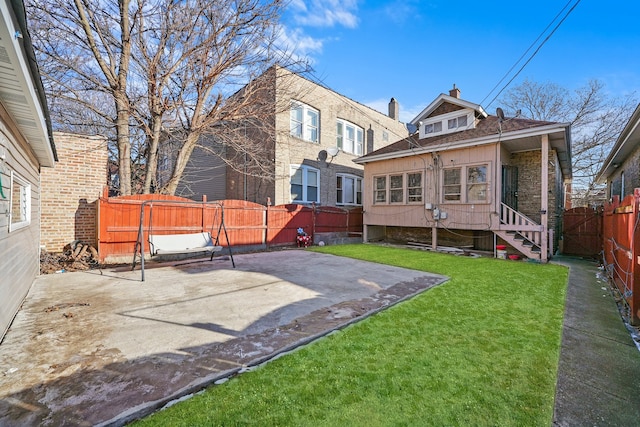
[131,199,235,281]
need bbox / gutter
[355,123,570,165]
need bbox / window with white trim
[337,174,362,205]
[407,172,423,203]
[467,165,487,201]
[448,114,468,130]
[443,168,461,201]
[373,172,422,205]
[374,176,386,204]
[390,174,403,203]
[424,122,442,134]
[9,171,31,232]
[442,164,489,203]
[290,165,319,203]
[336,119,363,155]
[290,101,319,143]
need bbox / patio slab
[0,250,447,426]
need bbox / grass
[133,244,568,426]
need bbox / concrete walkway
[552,256,640,426]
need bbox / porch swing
[131,199,235,281]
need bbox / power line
[481,0,582,110]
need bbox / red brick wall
[40,132,107,252]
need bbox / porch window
[407,172,423,203]
[374,176,386,204]
[443,168,461,201]
[9,171,31,232]
[390,174,403,203]
[290,165,319,203]
[467,165,487,201]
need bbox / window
[443,165,489,203]
[374,176,386,204]
[336,119,363,155]
[467,165,487,201]
[337,174,362,205]
[448,115,468,130]
[443,168,461,201]
[290,101,319,143]
[425,122,443,134]
[390,174,403,203]
[407,172,423,203]
[9,171,31,232]
[290,165,319,203]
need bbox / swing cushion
[149,232,222,256]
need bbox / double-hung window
[374,176,386,204]
[389,174,403,203]
[337,174,362,205]
[407,172,423,203]
[443,168,462,201]
[290,165,319,203]
[290,101,319,143]
[9,171,31,232]
[467,165,488,201]
[336,119,363,155]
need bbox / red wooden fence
[602,189,640,326]
[97,190,363,264]
[562,206,603,257]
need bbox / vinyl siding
[0,121,41,340]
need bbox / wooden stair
[495,203,543,260]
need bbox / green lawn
[134,244,568,426]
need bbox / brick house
[596,103,640,200]
[354,87,572,262]
[0,0,57,340]
[173,66,409,207]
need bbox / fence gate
[562,207,603,257]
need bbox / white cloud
[290,0,359,28]
[275,25,324,57]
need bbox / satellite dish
[327,146,340,157]
[317,150,328,162]
[496,107,505,121]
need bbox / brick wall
[510,148,560,235]
[40,132,107,252]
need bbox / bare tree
[499,79,637,200]
[26,0,307,195]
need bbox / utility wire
[481,0,582,110]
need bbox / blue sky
[280,0,640,122]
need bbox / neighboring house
[596,103,640,200]
[0,0,57,339]
[354,87,572,262]
[175,66,409,207]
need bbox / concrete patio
[0,250,447,426]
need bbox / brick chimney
[449,84,460,99]
[388,97,399,120]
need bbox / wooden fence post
[631,189,640,325]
